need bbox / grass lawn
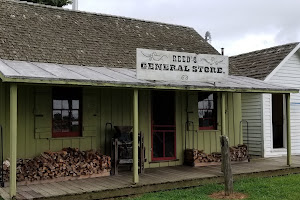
[130,174,300,200]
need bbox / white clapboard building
[230,42,300,157]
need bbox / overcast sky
[65,0,300,56]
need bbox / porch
[1,156,300,200]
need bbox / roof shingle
[0,0,218,68]
[229,42,299,80]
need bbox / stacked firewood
[230,144,248,161]
[2,148,111,182]
[184,144,249,165]
[184,149,222,164]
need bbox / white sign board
[136,48,228,82]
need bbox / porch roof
[0,59,298,93]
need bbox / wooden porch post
[221,92,226,136]
[286,93,291,166]
[133,89,139,183]
[10,83,17,198]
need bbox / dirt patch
[209,191,248,199]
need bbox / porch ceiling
[0,59,298,93]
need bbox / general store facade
[0,51,296,198]
[0,0,297,198]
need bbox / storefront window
[198,93,217,130]
[52,87,82,138]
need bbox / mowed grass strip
[130,174,300,200]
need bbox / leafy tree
[19,0,72,7]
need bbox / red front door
[151,91,176,161]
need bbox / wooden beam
[0,75,297,94]
[286,93,291,166]
[221,92,226,136]
[9,83,17,198]
[133,89,139,183]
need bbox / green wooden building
[0,0,297,198]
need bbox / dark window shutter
[82,88,99,137]
[34,87,52,139]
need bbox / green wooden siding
[183,92,242,154]
[0,83,242,168]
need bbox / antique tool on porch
[240,120,251,162]
[111,126,145,175]
[185,120,195,150]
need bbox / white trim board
[264,43,300,82]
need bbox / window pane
[199,93,209,101]
[62,100,69,109]
[203,101,209,109]
[208,101,214,109]
[53,121,61,132]
[208,94,214,100]
[198,101,204,109]
[62,110,69,120]
[71,121,79,132]
[53,100,62,109]
[210,119,216,127]
[203,118,210,127]
[165,132,175,157]
[61,121,70,132]
[153,132,163,158]
[199,118,204,127]
[202,110,209,118]
[53,110,62,120]
[207,110,213,117]
[72,100,79,109]
[71,110,79,120]
[198,110,204,118]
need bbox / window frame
[52,87,82,138]
[198,92,218,130]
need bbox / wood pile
[184,149,222,164]
[230,144,248,161]
[184,144,249,166]
[2,148,111,182]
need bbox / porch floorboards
[1,156,300,200]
